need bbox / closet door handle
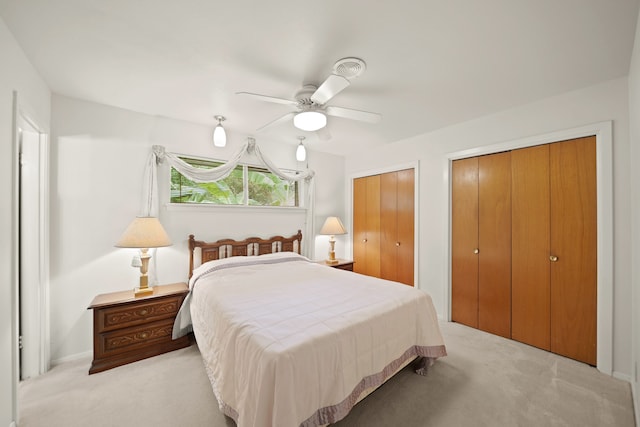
[396,242,400,247]
[473,248,479,254]
[550,255,558,262]
[362,239,367,243]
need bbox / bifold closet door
[511,137,596,365]
[550,136,597,365]
[478,152,511,338]
[380,169,415,286]
[451,157,479,328]
[353,175,381,278]
[452,154,511,334]
[511,144,551,351]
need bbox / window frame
[168,154,304,210]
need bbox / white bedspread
[188,253,446,427]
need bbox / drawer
[96,295,183,332]
[96,318,176,359]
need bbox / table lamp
[115,216,172,296]
[320,216,347,264]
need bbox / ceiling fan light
[296,142,306,162]
[294,111,326,131]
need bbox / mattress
[184,252,446,427]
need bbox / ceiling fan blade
[236,92,298,106]
[325,105,382,123]
[316,126,332,141]
[256,112,296,132]
[310,74,350,105]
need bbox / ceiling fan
[237,57,382,139]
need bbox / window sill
[164,203,307,213]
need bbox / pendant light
[296,136,306,162]
[213,115,226,147]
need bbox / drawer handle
[550,255,558,262]
[139,309,148,316]
[396,242,400,247]
[362,239,367,243]
[473,248,479,254]
[140,332,149,339]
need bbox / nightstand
[316,259,354,271]
[87,282,191,374]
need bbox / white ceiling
[1,0,638,156]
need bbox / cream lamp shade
[115,217,172,296]
[319,216,347,264]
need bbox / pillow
[251,251,309,262]
[190,251,310,287]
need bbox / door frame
[444,121,613,375]
[12,90,51,387]
[347,161,420,287]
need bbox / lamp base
[134,286,154,296]
[134,274,153,296]
[326,247,339,264]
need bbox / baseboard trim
[51,350,92,367]
[614,371,633,383]
[632,380,639,427]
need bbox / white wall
[628,6,640,421]
[49,94,345,362]
[0,16,51,427]
[345,77,632,378]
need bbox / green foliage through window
[170,157,299,207]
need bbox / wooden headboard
[188,230,303,278]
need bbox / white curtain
[141,137,316,258]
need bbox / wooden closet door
[396,168,415,286]
[478,152,511,338]
[451,158,479,328]
[511,145,551,350]
[550,136,597,365]
[380,172,398,281]
[380,169,415,286]
[353,175,381,277]
[353,177,367,274]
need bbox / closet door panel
[478,152,511,338]
[380,172,398,282]
[396,168,415,286]
[511,145,551,350]
[353,178,367,274]
[451,158,479,328]
[550,136,597,365]
[365,175,382,278]
[353,175,381,277]
[353,177,368,275]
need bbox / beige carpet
[18,322,635,427]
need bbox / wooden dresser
[88,282,191,374]
[316,259,354,271]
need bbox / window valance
[141,137,316,258]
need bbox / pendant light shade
[296,136,306,162]
[293,111,326,131]
[213,115,226,147]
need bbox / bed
[173,230,446,427]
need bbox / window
[170,157,300,207]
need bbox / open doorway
[16,106,50,381]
